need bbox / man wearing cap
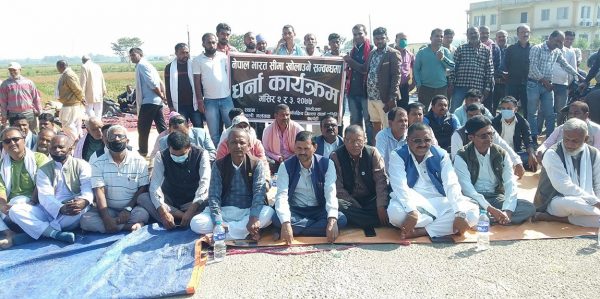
[454,116,536,225]
[56,60,85,141]
[80,55,107,118]
[0,62,42,131]
[256,34,272,54]
[155,114,216,162]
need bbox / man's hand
[180,204,198,228]
[102,215,119,233]
[338,198,362,210]
[377,207,389,226]
[281,222,294,245]
[383,100,397,113]
[578,82,589,93]
[536,150,544,163]
[246,216,261,237]
[117,210,130,225]
[504,210,513,224]
[541,79,553,92]
[528,152,539,172]
[158,206,176,230]
[487,206,510,225]
[0,203,10,215]
[63,199,89,215]
[436,50,444,60]
[197,99,205,113]
[453,216,470,235]
[514,163,525,179]
[325,217,339,243]
[400,211,418,239]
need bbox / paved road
[195,238,600,298]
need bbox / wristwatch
[455,211,467,219]
[123,206,133,213]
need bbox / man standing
[191,129,273,240]
[243,32,263,54]
[394,32,415,110]
[331,125,389,228]
[0,62,42,130]
[73,117,104,162]
[314,115,343,158]
[81,125,151,233]
[454,116,536,225]
[414,29,455,110]
[551,39,577,118]
[527,30,584,143]
[80,55,107,118]
[387,123,479,239]
[503,25,531,116]
[140,131,210,230]
[275,25,305,56]
[10,135,92,244]
[0,128,49,249]
[534,118,600,227]
[273,131,347,243]
[449,26,494,112]
[56,60,85,141]
[376,107,408,171]
[564,31,582,70]
[304,33,321,56]
[256,34,272,54]
[479,26,502,111]
[442,29,456,54]
[491,30,508,113]
[366,27,401,141]
[192,33,234,146]
[262,104,304,173]
[9,114,37,150]
[129,48,167,157]
[323,33,341,57]
[216,23,238,54]
[344,24,374,143]
[165,43,202,128]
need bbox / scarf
[0,148,37,198]
[169,59,197,111]
[345,39,372,93]
[562,143,594,198]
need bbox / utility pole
[187,25,191,51]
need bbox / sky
[3,0,479,59]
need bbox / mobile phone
[364,227,376,237]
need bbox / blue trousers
[272,206,348,237]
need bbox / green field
[13,62,168,103]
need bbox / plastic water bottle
[272,174,277,188]
[213,221,226,262]
[597,219,600,248]
[476,210,490,251]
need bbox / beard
[565,145,585,157]
[246,42,256,50]
[204,48,217,55]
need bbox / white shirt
[500,118,517,149]
[91,150,149,209]
[192,52,231,99]
[37,159,93,219]
[322,139,341,158]
[450,128,522,166]
[542,147,600,204]
[274,157,338,223]
[552,48,577,85]
[454,148,518,211]
[375,128,407,171]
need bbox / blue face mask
[399,39,408,49]
[501,109,515,120]
[170,153,188,163]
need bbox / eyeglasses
[410,138,433,145]
[475,132,494,140]
[2,137,23,144]
[109,134,127,141]
[323,124,337,128]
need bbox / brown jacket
[58,68,84,106]
[366,46,402,104]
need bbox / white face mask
[170,153,188,163]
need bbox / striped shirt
[529,42,580,82]
[0,76,42,118]
[91,150,149,209]
[450,42,494,92]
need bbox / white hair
[107,125,127,139]
[563,118,588,135]
[85,117,103,128]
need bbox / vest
[315,135,344,156]
[333,145,376,199]
[425,111,455,152]
[457,127,468,146]
[534,143,598,211]
[396,144,446,196]
[215,154,258,201]
[39,156,85,195]
[284,154,329,207]
[161,146,203,208]
[457,142,506,195]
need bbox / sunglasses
[2,137,23,144]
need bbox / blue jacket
[284,154,329,206]
[314,135,343,157]
[396,144,446,196]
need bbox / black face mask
[108,141,127,153]
[50,154,68,163]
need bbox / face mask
[170,153,188,163]
[501,109,515,120]
[108,141,127,153]
[399,39,408,49]
[51,154,67,163]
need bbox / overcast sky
[4,0,478,59]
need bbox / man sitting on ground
[0,127,49,248]
[534,118,600,227]
[262,104,303,173]
[453,88,494,126]
[216,115,266,162]
[423,95,460,153]
[151,113,216,163]
[331,125,389,228]
[387,123,479,239]
[272,131,347,244]
[376,107,408,171]
[314,115,343,158]
[454,116,535,225]
[80,125,150,233]
[9,114,37,150]
[191,129,274,240]
[138,131,210,230]
[34,128,55,157]
[74,117,104,162]
[10,135,92,244]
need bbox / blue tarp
[0,224,201,299]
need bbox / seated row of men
[2,112,597,249]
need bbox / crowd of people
[0,21,600,250]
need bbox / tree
[574,38,589,50]
[229,34,245,51]
[111,37,144,63]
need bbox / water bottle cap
[215,221,222,225]
[480,209,487,214]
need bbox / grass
[16,62,168,103]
